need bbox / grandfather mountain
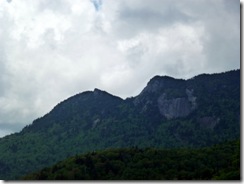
[0,70,240,179]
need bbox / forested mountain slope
[0,69,240,179]
[23,140,240,180]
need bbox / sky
[0,0,240,137]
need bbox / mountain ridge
[0,69,240,179]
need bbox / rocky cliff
[0,69,240,179]
[133,76,197,119]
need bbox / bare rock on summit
[133,75,198,119]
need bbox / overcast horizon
[0,0,240,137]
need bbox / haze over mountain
[0,69,240,179]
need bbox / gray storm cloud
[0,0,240,137]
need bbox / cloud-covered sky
[0,0,240,137]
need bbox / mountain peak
[149,75,176,83]
[93,88,123,101]
[0,70,240,180]
[141,75,185,94]
[94,88,102,92]
[93,88,106,94]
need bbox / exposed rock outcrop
[198,116,220,130]
[157,93,195,120]
[157,88,197,120]
[133,75,198,119]
[186,89,197,109]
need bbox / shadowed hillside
[0,70,240,179]
[22,140,240,180]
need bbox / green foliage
[22,140,240,180]
[0,70,240,179]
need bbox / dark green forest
[0,70,240,180]
[22,140,240,180]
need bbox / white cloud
[0,0,240,137]
[0,129,13,138]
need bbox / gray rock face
[141,79,165,94]
[157,89,197,119]
[158,95,190,119]
[186,89,197,109]
[92,118,100,129]
[198,116,220,130]
[133,75,197,119]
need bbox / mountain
[22,140,240,180]
[0,69,240,179]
